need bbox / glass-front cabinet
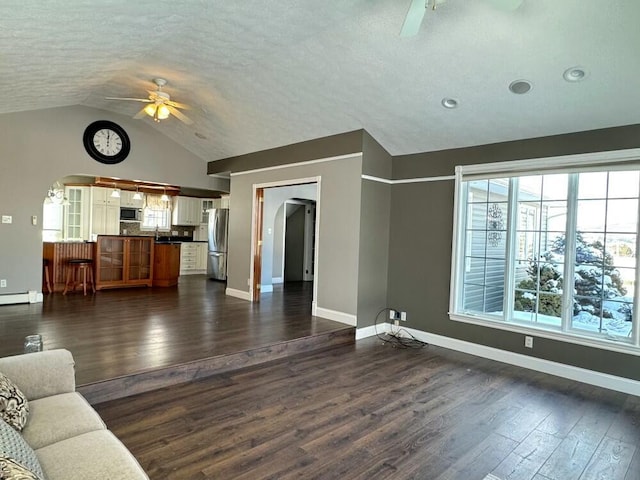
[95,236,154,289]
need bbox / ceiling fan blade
[133,107,148,119]
[166,105,194,125]
[106,97,152,103]
[400,0,426,37]
[165,100,190,110]
[484,0,523,10]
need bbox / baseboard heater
[0,291,43,306]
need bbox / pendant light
[132,185,143,201]
[161,188,169,202]
[110,183,120,198]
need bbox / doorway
[283,200,316,283]
[250,178,320,305]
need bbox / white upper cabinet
[172,196,201,226]
[120,190,145,208]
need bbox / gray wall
[227,155,363,316]
[0,105,216,295]
[387,123,640,381]
[284,205,305,282]
[213,129,394,326]
[261,184,317,287]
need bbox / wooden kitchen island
[44,236,185,292]
[43,241,96,293]
[94,236,154,290]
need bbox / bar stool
[42,259,52,294]
[62,259,95,295]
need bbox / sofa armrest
[0,349,76,400]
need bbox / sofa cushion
[0,372,29,432]
[0,418,44,479]
[22,392,106,449]
[36,430,149,480]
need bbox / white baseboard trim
[261,284,273,293]
[313,305,357,326]
[272,277,283,284]
[0,291,42,305]
[355,324,387,340]
[360,324,640,396]
[225,288,251,301]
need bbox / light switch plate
[1,215,12,224]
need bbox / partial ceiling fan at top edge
[399,0,524,38]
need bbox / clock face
[93,128,123,157]
[83,120,130,164]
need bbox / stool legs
[63,264,95,295]
[43,263,52,294]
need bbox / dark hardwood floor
[3,276,639,478]
[0,276,349,386]
[95,337,640,480]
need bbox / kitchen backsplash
[119,222,196,238]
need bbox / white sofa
[0,349,148,480]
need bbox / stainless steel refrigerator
[207,208,229,280]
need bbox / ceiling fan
[400,0,524,37]
[106,78,193,125]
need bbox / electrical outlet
[389,309,396,320]
[400,311,407,321]
[0,279,7,288]
[525,336,533,348]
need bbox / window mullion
[562,174,579,333]
[503,178,519,322]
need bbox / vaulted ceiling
[1,1,639,163]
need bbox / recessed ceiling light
[441,98,459,109]
[563,66,588,82]
[509,80,532,95]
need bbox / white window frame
[449,148,640,355]
[141,206,172,232]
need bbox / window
[141,194,171,231]
[450,150,640,352]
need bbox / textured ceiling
[1,1,639,163]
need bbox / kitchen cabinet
[172,196,200,226]
[201,199,215,224]
[153,243,181,287]
[196,242,208,271]
[95,236,154,290]
[91,187,120,236]
[201,196,229,225]
[63,186,90,241]
[180,242,207,274]
[120,190,145,208]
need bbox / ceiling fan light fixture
[144,104,157,117]
[157,104,170,120]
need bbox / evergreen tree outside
[514,233,630,323]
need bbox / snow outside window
[451,155,640,352]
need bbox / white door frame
[250,176,321,304]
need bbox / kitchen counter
[43,242,96,293]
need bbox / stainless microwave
[120,207,141,222]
